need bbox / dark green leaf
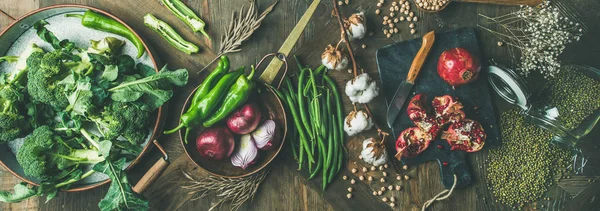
[117,55,135,74]
[33,20,76,52]
[108,66,188,110]
[93,158,149,211]
[135,63,156,77]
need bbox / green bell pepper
[203,65,256,127]
[66,10,145,58]
[164,68,244,143]
[143,14,199,54]
[161,0,211,40]
[190,56,230,107]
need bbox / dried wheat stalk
[181,168,270,211]
[198,0,278,74]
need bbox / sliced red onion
[251,120,278,150]
[231,134,259,169]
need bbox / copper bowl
[179,84,287,178]
[0,5,165,192]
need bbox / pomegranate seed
[442,161,449,166]
[437,145,443,149]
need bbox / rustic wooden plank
[1,0,599,210]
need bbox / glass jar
[488,64,600,173]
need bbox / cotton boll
[345,73,380,104]
[344,110,374,136]
[345,12,367,40]
[357,81,379,103]
[322,44,349,71]
[361,137,388,166]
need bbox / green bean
[328,113,342,183]
[309,69,321,129]
[323,74,345,151]
[282,88,314,164]
[297,68,314,140]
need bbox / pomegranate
[432,95,465,126]
[226,103,262,135]
[441,119,486,152]
[395,127,432,160]
[407,94,442,135]
[196,126,236,160]
[437,48,481,87]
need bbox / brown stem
[331,0,358,77]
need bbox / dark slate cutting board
[375,28,500,189]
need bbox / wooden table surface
[1,0,600,211]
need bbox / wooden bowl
[180,84,287,178]
[0,5,166,192]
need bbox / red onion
[252,120,279,150]
[231,134,259,169]
[195,126,235,161]
[226,103,262,134]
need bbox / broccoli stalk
[16,126,110,179]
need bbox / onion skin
[226,103,262,135]
[252,120,280,150]
[195,126,235,161]
[231,134,259,169]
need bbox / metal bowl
[0,4,166,192]
[179,84,287,178]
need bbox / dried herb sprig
[478,1,583,78]
[181,168,270,211]
[198,0,278,74]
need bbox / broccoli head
[26,51,70,109]
[16,126,106,180]
[88,102,150,144]
[0,94,31,143]
[111,102,150,145]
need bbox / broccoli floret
[111,102,150,145]
[88,102,150,144]
[0,46,36,143]
[0,100,30,143]
[26,51,70,109]
[16,126,106,180]
[16,43,44,71]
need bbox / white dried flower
[344,110,374,136]
[345,73,379,104]
[361,137,388,167]
[321,44,349,71]
[479,1,582,78]
[345,12,367,40]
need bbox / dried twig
[331,0,382,131]
[198,0,278,74]
[181,168,270,211]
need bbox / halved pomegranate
[407,94,442,135]
[441,119,486,152]
[432,95,465,126]
[395,127,432,160]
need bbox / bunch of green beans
[268,58,344,190]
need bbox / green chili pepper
[203,66,256,127]
[66,10,145,58]
[165,69,243,142]
[143,14,199,54]
[190,56,230,107]
[161,0,211,40]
